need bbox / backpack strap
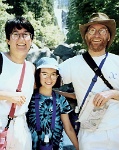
[82,51,113,89]
[0,53,3,74]
[79,52,108,111]
[35,91,56,131]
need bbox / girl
[26,57,79,150]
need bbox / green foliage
[24,12,65,49]
[4,0,24,16]
[24,0,55,22]
[22,0,66,48]
[66,0,119,54]
[0,0,14,52]
[39,24,65,49]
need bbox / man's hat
[79,12,116,48]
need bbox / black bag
[40,144,53,150]
[69,109,80,136]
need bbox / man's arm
[54,90,76,99]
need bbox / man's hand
[93,90,114,107]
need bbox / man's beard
[86,38,108,52]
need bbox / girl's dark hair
[35,68,61,89]
[5,16,34,48]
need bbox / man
[59,12,119,149]
[0,16,35,150]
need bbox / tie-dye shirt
[26,91,72,150]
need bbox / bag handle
[5,62,26,129]
[83,51,113,89]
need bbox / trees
[23,12,65,49]
[1,0,65,51]
[66,0,119,54]
[5,0,55,22]
[0,0,14,51]
[3,0,24,16]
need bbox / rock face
[27,43,77,64]
[26,45,58,66]
[53,44,76,61]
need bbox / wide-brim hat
[36,57,59,70]
[79,12,116,48]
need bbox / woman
[0,16,35,150]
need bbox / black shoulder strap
[0,53,3,74]
[82,51,113,89]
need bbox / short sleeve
[57,94,73,114]
[59,58,72,84]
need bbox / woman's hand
[9,94,26,106]
[0,91,26,106]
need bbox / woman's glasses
[11,32,32,40]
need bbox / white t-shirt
[0,52,34,116]
[59,52,119,130]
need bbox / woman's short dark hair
[35,68,61,89]
[5,16,34,48]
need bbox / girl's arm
[61,113,79,150]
